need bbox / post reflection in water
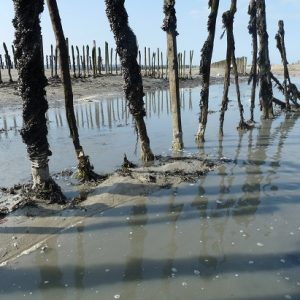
[122,200,148,299]
[36,245,65,300]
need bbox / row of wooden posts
[0,40,250,85]
[46,41,196,80]
[1,39,243,83]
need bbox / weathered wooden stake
[257,0,273,118]
[82,46,86,77]
[105,0,154,161]
[71,45,76,78]
[183,50,186,78]
[98,47,102,75]
[162,0,183,150]
[189,50,193,79]
[86,45,90,76]
[92,40,97,77]
[148,47,151,77]
[115,49,118,74]
[144,47,147,76]
[157,48,160,78]
[11,45,17,69]
[50,44,54,77]
[76,45,81,77]
[54,45,58,78]
[248,0,258,122]
[105,42,109,74]
[3,43,13,82]
[110,47,113,74]
[161,51,164,79]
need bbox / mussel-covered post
[47,0,100,181]
[195,0,219,142]
[257,0,274,118]
[248,0,258,121]
[3,43,13,82]
[12,0,65,202]
[162,0,183,150]
[105,0,154,161]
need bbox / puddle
[1,79,300,299]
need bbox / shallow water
[1,79,300,299]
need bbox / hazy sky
[0,0,299,64]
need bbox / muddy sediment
[0,155,224,266]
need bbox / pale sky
[0,0,299,65]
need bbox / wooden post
[93,40,97,77]
[98,47,102,75]
[82,45,86,77]
[162,0,183,150]
[3,43,13,82]
[50,44,54,77]
[257,0,274,118]
[11,45,17,69]
[144,47,147,76]
[157,48,160,78]
[105,42,109,74]
[248,0,257,122]
[46,55,49,69]
[153,52,156,77]
[161,51,164,79]
[71,45,76,77]
[183,50,186,78]
[138,50,141,68]
[76,45,81,77]
[86,45,90,76]
[115,49,118,74]
[166,53,168,80]
[0,56,2,83]
[189,50,193,79]
[148,47,151,77]
[110,47,113,74]
[54,45,58,77]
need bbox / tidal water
[0,79,300,299]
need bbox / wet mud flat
[0,155,220,266]
[0,79,300,299]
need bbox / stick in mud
[50,44,54,77]
[110,47,113,74]
[3,42,13,83]
[195,1,219,142]
[47,0,101,181]
[275,20,300,108]
[144,47,147,76]
[189,50,193,79]
[71,45,76,78]
[220,0,250,136]
[82,45,86,78]
[257,0,274,118]
[105,41,109,74]
[248,0,258,122]
[115,49,118,74]
[54,45,58,78]
[86,45,90,76]
[162,0,184,150]
[98,47,102,75]
[76,45,81,77]
[105,0,154,161]
[0,60,2,83]
[11,45,17,69]
[13,0,65,203]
